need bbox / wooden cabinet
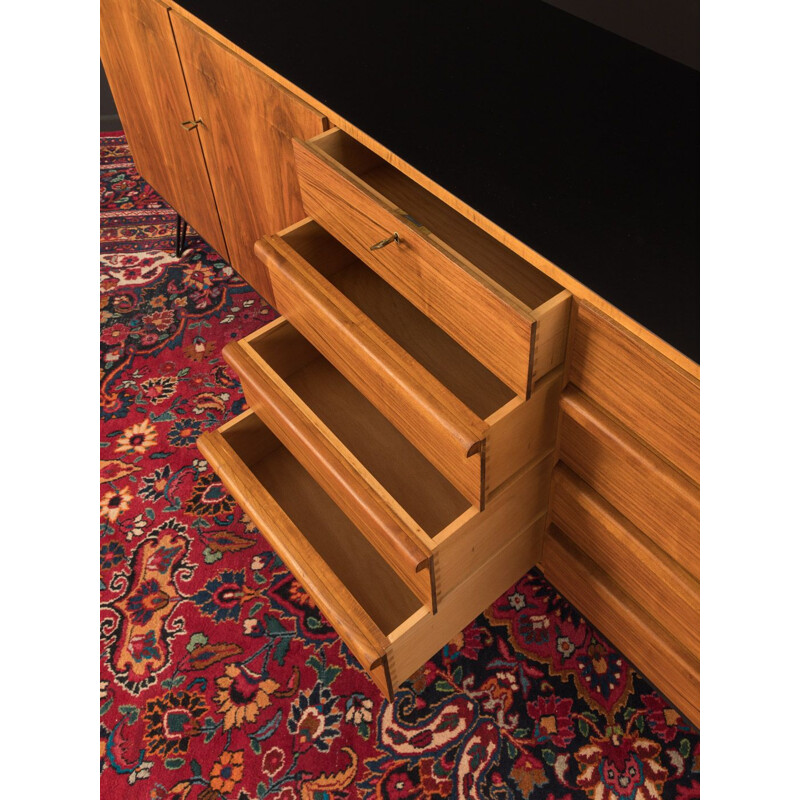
[100,0,227,258]
[102,0,699,726]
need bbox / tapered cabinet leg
[175,214,188,258]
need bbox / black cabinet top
[176,0,699,361]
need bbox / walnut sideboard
[101,0,700,725]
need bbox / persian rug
[100,131,700,800]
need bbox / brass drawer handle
[181,119,203,131]
[370,232,400,250]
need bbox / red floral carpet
[100,132,699,800]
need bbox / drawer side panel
[386,514,546,689]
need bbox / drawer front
[256,230,488,508]
[550,463,699,659]
[484,370,561,495]
[223,310,554,613]
[224,317,555,608]
[294,133,567,397]
[541,526,700,727]
[223,330,435,609]
[559,387,700,580]
[569,300,700,484]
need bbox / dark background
[100,0,699,128]
[101,62,120,130]
[545,0,698,69]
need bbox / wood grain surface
[256,232,489,507]
[569,300,700,484]
[550,463,699,658]
[240,318,471,532]
[294,131,552,397]
[541,525,699,726]
[484,369,562,495]
[275,356,474,539]
[170,12,327,302]
[559,386,700,579]
[101,0,228,258]
[433,453,554,599]
[223,337,436,609]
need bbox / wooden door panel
[100,0,228,258]
[170,13,327,303]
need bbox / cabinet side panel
[100,0,228,258]
[171,12,327,304]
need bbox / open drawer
[197,409,547,699]
[292,129,571,398]
[223,317,554,610]
[255,219,562,508]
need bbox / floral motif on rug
[100,132,699,800]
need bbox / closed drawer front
[224,316,554,608]
[293,129,571,398]
[569,300,700,484]
[541,525,700,727]
[550,463,699,659]
[198,409,547,699]
[255,218,562,507]
[559,386,700,580]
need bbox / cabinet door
[100,0,228,259]
[170,13,327,304]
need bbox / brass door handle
[181,119,203,131]
[370,232,400,250]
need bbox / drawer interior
[220,410,423,634]
[245,322,472,538]
[281,220,517,419]
[309,129,564,313]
